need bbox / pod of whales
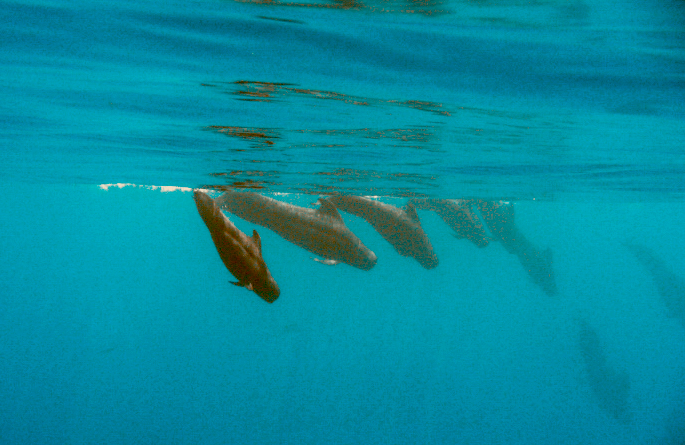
[193,190,280,303]
[189,188,685,433]
[410,198,557,296]
[194,190,557,298]
[215,189,378,271]
[327,195,438,269]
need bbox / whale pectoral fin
[405,202,420,222]
[316,199,344,222]
[252,230,262,255]
[231,281,254,291]
[312,257,339,266]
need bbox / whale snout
[254,280,280,303]
[354,250,378,271]
[418,252,439,270]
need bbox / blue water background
[1,0,685,443]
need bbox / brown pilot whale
[194,190,280,303]
[409,198,490,248]
[215,190,377,270]
[327,195,438,269]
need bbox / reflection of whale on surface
[478,200,557,297]
[215,189,377,270]
[327,195,438,269]
[193,190,280,303]
[623,241,685,330]
[409,198,490,248]
[577,319,632,424]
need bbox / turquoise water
[2,0,685,443]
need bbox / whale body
[623,241,685,329]
[215,190,377,271]
[194,190,280,303]
[577,319,632,424]
[410,198,490,248]
[327,195,438,269]
[477,200,557,297]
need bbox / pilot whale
[327,195,438,269]
[577,319,632,424]
[215,190,377,270]
[478,200,557,297]
[623,241,685,329]
[410,198,490,248]
[194,190,280,303]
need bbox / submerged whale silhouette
[215,190,377,270]
[478,200,557,297]
[410,198,490,248]
[327,195,438,269]
[194,190,280,303]
[623,241,685,330]
[577,319,632,424]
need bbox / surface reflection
[222,0,594,22]
[205,81,451,116]
[231,0,447,15]
[207,125,438,150]
[203,80,448,196]
[206,126,280,148]
[203,169,439,195]
[201,78,613,197]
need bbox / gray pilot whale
[479,200,557,297]
[215,190,377,271]
[409,198,490,248]
[577,319,632,424]
[327,195,438,269]
[623,241,685,329]
[194,190,280,303]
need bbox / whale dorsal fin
[252,230,262,255]
[405,202,419,222]
[317,199,343,221]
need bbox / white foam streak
[98,183,194,192]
